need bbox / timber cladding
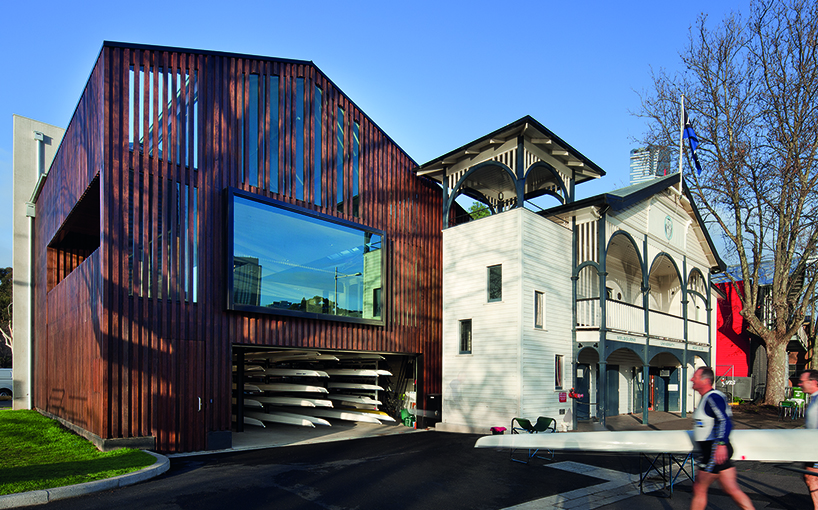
[33,42,442,453]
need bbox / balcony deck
[576,298,709,347]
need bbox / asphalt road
[32,431,814,510]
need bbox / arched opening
[447,161,517,227]
[648,254,683,340]
[687,269,709,344]
[576,264,600,329]
[576,347,600,421]
[605,347,644,417]
[522,161,567,211]
[605,233,645,334]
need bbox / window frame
[225,187,385,326]
[534,290,544,329]
[555,354,564,390]
[459,319,472,354]
[487,264,502,302]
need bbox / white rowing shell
[336,407,397,422]
[245,410,331,428]
[474,429,818,462]
[324,369,381,377]
[328,395,382,405]
[328,382,383,391]
[232,398,264,409]
[255,383,329,393]
[262,368,329,378]
[253,396,334,408]
[232,415,265,428]
[232,383,261,392]
[294,408,383,424]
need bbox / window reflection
[230,192,383,322]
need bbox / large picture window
[227,188,384,325]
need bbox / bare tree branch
[636,0,818,404]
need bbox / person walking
[799,369,818,510]
[690,366,754,510]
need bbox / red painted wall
[715,281,750,377]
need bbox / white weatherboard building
[415,117,724,433]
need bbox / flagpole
[678,95,685,194]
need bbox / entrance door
[576,364,590,420]
[650,367,669,412]
[632,367,643,414]
[667,367,680,411]
[606,365,619,417]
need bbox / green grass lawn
[0,410,156,496]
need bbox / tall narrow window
[192,70,198,170]
[269,76,279,193]
[459,319,472,354]
[129,66,135,151]
[165,69,173,163]
[295,77,304,200]
[184,71,191,168]
[336,107,345,213]
[239,74,245,181]
[248,74,259,187]
[534,291,544,329]
[352,121,360,217]
[147,68,154,157]
[555,355,564,389]
[157,69,164,159]
[139,67,145,153]
[176,70,182,166]
[174,182,199,302]
[487,264,502,302]
[314,87,323,206]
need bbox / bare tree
[636,0,818,405]
[0,303,10,351]
[0,267,10,368]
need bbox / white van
[0,368,11,398]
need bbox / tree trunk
[764,337,789,405]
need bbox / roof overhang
[413,115,605,186]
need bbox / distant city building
[630,146,672,185]
[233,256,262,307]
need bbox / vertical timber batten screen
[32,43,442,453]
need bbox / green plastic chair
[510,416,556,463]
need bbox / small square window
[555,354,564,389]
[487,265,502,302]
[459,319,472,354]
[534,291,544,329]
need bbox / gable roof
[414,115,605,185]
[541,173,726,273]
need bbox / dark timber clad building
[28,42,443,453]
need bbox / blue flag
[683,108,703,175]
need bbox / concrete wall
[11,115,65,410]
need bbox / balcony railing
[576,298,600,328]
[688,319,709,345]
[648,309,684,341]
[607,300,645,334]
[576,298,708,345]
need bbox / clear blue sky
[0,0,745,269]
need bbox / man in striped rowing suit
[800,369,818,510]
[690,366,754,510]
